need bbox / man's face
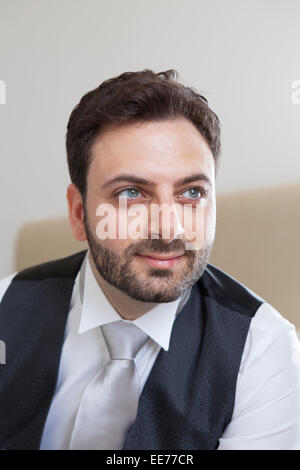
[83,117,216,303]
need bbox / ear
[66,183,87,241]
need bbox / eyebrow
[101,172,212,189]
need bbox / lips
[135,253,185,268]
[137,253,184,260]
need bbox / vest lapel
[0,251,86,450]
[123,276,254,450]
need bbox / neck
[88,253,160,320]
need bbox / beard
[83,207,214,303]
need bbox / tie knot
[101,320,149,360]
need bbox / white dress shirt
[0,252,300,450]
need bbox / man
[0,69,299,450]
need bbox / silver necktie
[69,320,149,450]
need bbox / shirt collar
[78,251,192,351]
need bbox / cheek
[181,199,215,250]
[91,200,141,253]
[104,238,129,255]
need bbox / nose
[147,201,185,243]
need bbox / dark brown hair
[66,69,221,198]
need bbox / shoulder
[240,301,300,373]
[202,262,299,345]
[0,250,87,304]
[200,263,265,318]
[0,273,17,303]
[13,250,88,281]
[218,300,300,449]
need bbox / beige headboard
[15,183,300,330]
[210,183,300,330]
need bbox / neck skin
[89,252,161,320]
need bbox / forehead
[88,118,215,185]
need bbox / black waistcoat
[0,250,264,450]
